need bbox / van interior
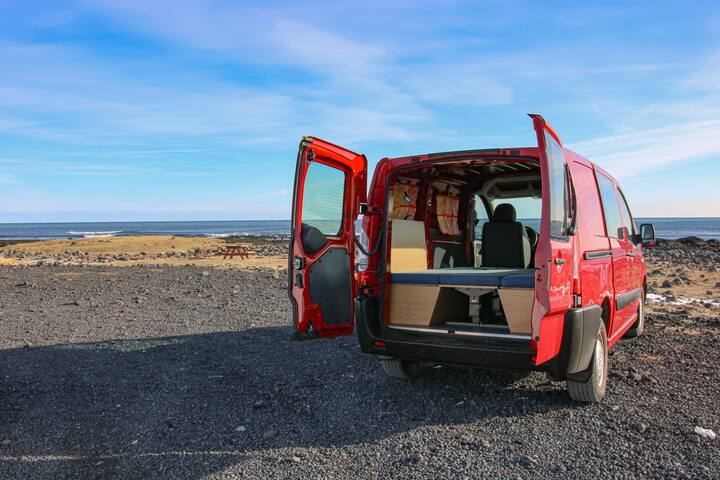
[385,158,541,338]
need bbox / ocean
[0,218,719,240]
[0,220,290,240]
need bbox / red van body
[288,115,656,402]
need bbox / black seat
[481,203,531,268]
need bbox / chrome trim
[584,249,612,260]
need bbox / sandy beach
[0,236,718,478]
[0,235,287,270]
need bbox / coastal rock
[694,426,717,440]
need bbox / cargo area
[383,157,542,337]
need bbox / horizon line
[2,215,720,225]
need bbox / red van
[288,114,656,402]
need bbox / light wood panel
[388,284,468,326]
[389,284,440,326]
[498,288,534,334]
[390,219,427,272]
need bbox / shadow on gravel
[0,326,572,479]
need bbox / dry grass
[0,236,287,270]
[0,235,224,256]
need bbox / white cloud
[567,48,720,179]
[569,119,720,178]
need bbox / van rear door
[529,114,575,365]
[289,137,367,340]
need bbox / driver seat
[481,203,531,268]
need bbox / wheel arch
[600,296,611,333]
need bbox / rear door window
[545,131,569,239]
[300,161,346,236]
[595,172,624,239]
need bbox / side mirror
[639,223,656,247]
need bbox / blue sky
[1,0,719,222]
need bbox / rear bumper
[355,298,604,375]
[355,298,537,371]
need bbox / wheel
[624,291,645,338]
[380,358,426,379]
[567,323,608,403]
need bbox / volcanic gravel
[0,260,718,479]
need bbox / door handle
[554,258,566,265]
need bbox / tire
[567,323,608,403]
[624,291,645,338]
[380,358,426,379]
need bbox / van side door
[568,162,613,315]
[595,172,639,341]
[289,137,367,340]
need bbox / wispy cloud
[567,46,720,178]
[569,119,720,177]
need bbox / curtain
[392,184,419,220]
[436,194,460,236]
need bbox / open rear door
[529,115,575,364]
[289,137,367,340]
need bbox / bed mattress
[390,267,535,288]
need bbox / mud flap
[546,304,603,380]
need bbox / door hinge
[293,256,305,288]
[573,295,582,308]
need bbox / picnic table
[221,244,252,259]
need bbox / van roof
[383,145,615,184]
[387,146,540,164]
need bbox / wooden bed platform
[388,267,535,334]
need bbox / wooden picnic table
[221,244,252,259]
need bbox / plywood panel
[389,284,440,326]
[498,288,534,334]
[390,219,427,272]
[389,284,469,326]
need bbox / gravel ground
[0,261,718,479]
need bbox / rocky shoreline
[642,238,720,316]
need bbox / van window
[571,164,605,237]
[617,189,637,238]
[595,172,623,239]
[491,197,541,232]
[301,161,346,236]
[473,194,489,239]
[545,131,568,239]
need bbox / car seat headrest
[493,203,517,222]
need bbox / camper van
[287,114,656,403]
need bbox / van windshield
[491,197,541,231]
